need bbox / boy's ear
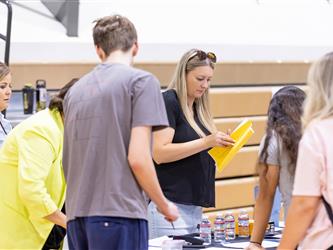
[132,42,139,57]
[95,45,106,61]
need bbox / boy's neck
[102,50,133,66]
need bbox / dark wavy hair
[259,86,306,174]
[49,78,78,114]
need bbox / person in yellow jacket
[0,79,77,249]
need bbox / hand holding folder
[208,119,254,172]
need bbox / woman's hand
[244,242,264,250]
[205,131,235,148]
[44,209,67,229]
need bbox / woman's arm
[246,164,279,250]
[44,210,67,229]
[153,127,234,164]
[17,130,63,224]
[278,196,320,249]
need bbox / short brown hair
[49,78,78,114]
[93,14,137,57]
[0,62,10,81]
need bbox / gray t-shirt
[63,63,169,221]
[259,132,295,216]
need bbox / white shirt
[0,113,12,147]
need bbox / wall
[1,0,333,63]
[10,61,309,90]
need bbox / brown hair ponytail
[49,78,78,114]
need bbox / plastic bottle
[36,79,47,111]
[238,209,250,238]
[224,211,235,241]
[199,215,211,245]
[22,83,34,114]
[214,213,224,243]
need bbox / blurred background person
[0,62,12,147]
[279,52,333,249]
[149,49,234,238]
[246,86,306,249]
[0,79,77,249]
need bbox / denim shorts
[148,201,202,239]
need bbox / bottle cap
[24,83,33,88]
[36,79,46,87]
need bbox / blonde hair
[168,49,217,137]
[303,51,333,128]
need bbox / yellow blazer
[0,109,66,249]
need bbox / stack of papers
[208,119,254,172]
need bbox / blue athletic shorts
[67,216,148,250]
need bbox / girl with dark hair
[246,86,306,249]
[0,79,77,249]
[0,61,12,147]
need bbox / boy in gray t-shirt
[62,15,178,250]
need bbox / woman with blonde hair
[279,52,333,249]
[0,62,12,147]
[148,49,234,238]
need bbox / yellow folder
[208,119,254,172]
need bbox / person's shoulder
[303,118,333,142]
[0,114,9,124]
[64,69,96,99]
[272,130,282,145]
[258,131,280,161]
[15,109,61,138]
[131,67,159,83]
[162,90,180,114]
[68,70,92,91]
[28,109,58,127]
[310,117,333,129]
[163,89,178,102]
[82,64,101,79]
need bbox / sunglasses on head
[189,50,217,63]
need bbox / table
[63,227,282,249]
[149,230,282,250]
